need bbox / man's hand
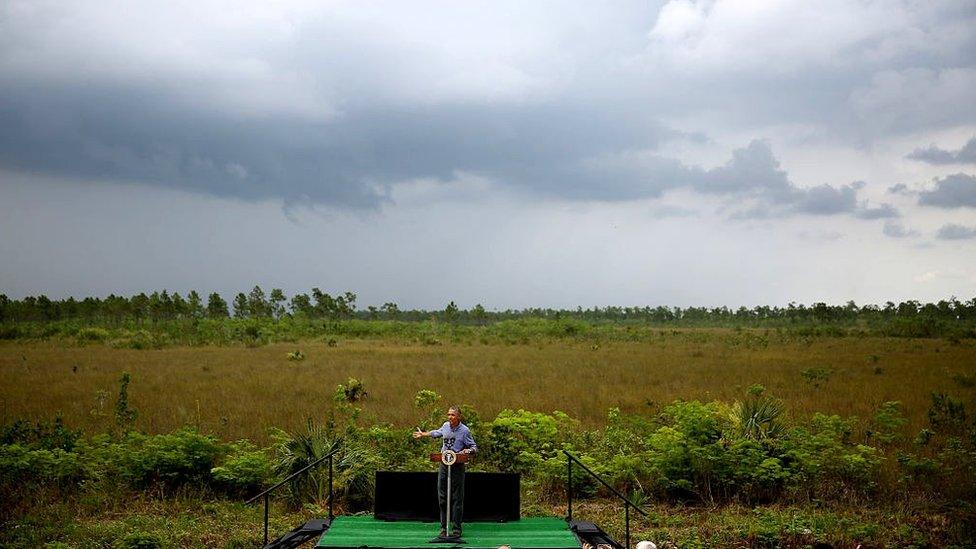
[412,429,427,439]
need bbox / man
[413,405,477,538]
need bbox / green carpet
[316,516,580,549]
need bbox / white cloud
[914,268,969,283]
[646,0,938,74]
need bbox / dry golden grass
[2,332,974,443]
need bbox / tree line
[2,288,976,329]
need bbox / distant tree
[248,286,270,317]
[171,292,187,317]
[382,302,400,319]
[336,291,357,318]
[207,292,229,318]
[36,295,55,320]
[161,290,175,318]
[472,303,487,324]
[148,292,164,320]
[130,293,150,319]
[444,301,459,322]
[232,293,249,318]
[187,291,204,318]
[269,288,287,319]
[367,305,379,320]
[62,297,79,318]
[289,293,313,316]
[311,288,335,318]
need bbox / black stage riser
[374,472,520,522]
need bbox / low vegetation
[2,373,975,546]
[1,291,975,546]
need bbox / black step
[264,518,331,549]
[569,520,624,549]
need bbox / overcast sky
[1,0,975,308]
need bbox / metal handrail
[563,450,647,549]
[246,446,340,546]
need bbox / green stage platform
[316,516,580,549]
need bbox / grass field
[3,329,976,547]
[2,330,974,443]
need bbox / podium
[429,452,470,464]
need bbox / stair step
[264,518,331,549]
[569,520,624,549]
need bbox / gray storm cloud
[918,173,976,208]
[882,221,918,239]
[0,84,675,207]
[1,0,974,213]
[936,223,976,240]
[0,83,894,218]
[908,137,976,165]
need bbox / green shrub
[334,378,367,403]
[1,416,81,450]
[927,392,966,430]
[659,400,722,445]
[0,397,900,509]
[0,324,23,339]
[110,330,161,350]
[800,367,832,387]
[482,409,574,473]
[0,444,84,486]
[869,401,908,445]
[76,327,111,343]
[782,414,881,499]
[211,441,273,496]
[122,428,224,487]
[725,439,789,501]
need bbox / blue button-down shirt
[430,421,477,454]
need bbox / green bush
[0,444,84,486]
[0,397,904,509]
[122,428,224,487]
[0,324,23,339]
[76,327,111,343]
[869,401,908,445]
[211,441,273,496]
[482,409,574,473]
[782,414,881,499]
[1,416,81,450]
[927,392,966,430]
[110,330,162,350]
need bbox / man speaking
[413,405,477,538]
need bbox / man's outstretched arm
[412,424,445,439]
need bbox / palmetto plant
[271,420,381,510]
[731,396,785,442]
[271,420,340,508]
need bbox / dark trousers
[437,462,464,533]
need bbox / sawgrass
[2,330,973,446]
